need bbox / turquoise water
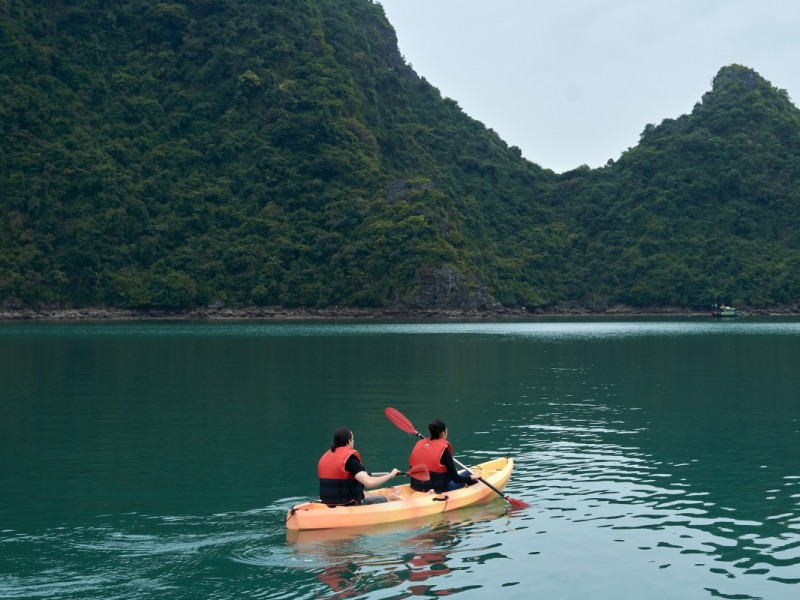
[1,318,799,599]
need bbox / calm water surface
[1,318,799,599]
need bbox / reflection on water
[2,319,800,599]
[4,317,800,341]
[280,505,508,598]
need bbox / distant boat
[711,303,737,317]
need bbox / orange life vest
[317,446,364,505]
[409,438,453,492]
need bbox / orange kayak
[285,457,514,531]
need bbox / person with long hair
[408,419,477,493]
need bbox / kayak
[285,456,514,531]
[286,501,510,545]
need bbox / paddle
[384,407,529,509]
[373,463,431,482]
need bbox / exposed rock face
[714,64,759,91]
[384,179,437,203]
[413,264,501,310]
[702,64,765,104]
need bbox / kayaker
[408,419,478,493]
[318,427,402,506]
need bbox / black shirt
[441,448,473,484]
[345,454,366,477]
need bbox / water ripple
[505,409,800,600]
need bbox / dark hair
[428,419,447,439]
[331,427,353,452]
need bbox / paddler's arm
[345,455,400,488]
[442,449,478,485]
[355,468,400,488]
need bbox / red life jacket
[409,438,452,492]
[317,446,364,505]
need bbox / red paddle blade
[505,496,530,509]
[407,463,430,482]
[385,407,419,436]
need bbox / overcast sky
[377,0,800,173]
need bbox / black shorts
[357,496,389,505]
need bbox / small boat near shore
[711,303,737,317]
[285,457,514,531]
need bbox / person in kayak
[318,427,402,506]
[408,419,478,493]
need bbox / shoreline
[1,304,799,321]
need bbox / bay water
[1,318,799,599]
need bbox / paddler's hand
[390,468,401,478]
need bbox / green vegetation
[552,64,800,308]
[2,2,799,311]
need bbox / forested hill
[2,1,799,312]
[554,64,800,308]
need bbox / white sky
[377,0,800,173]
